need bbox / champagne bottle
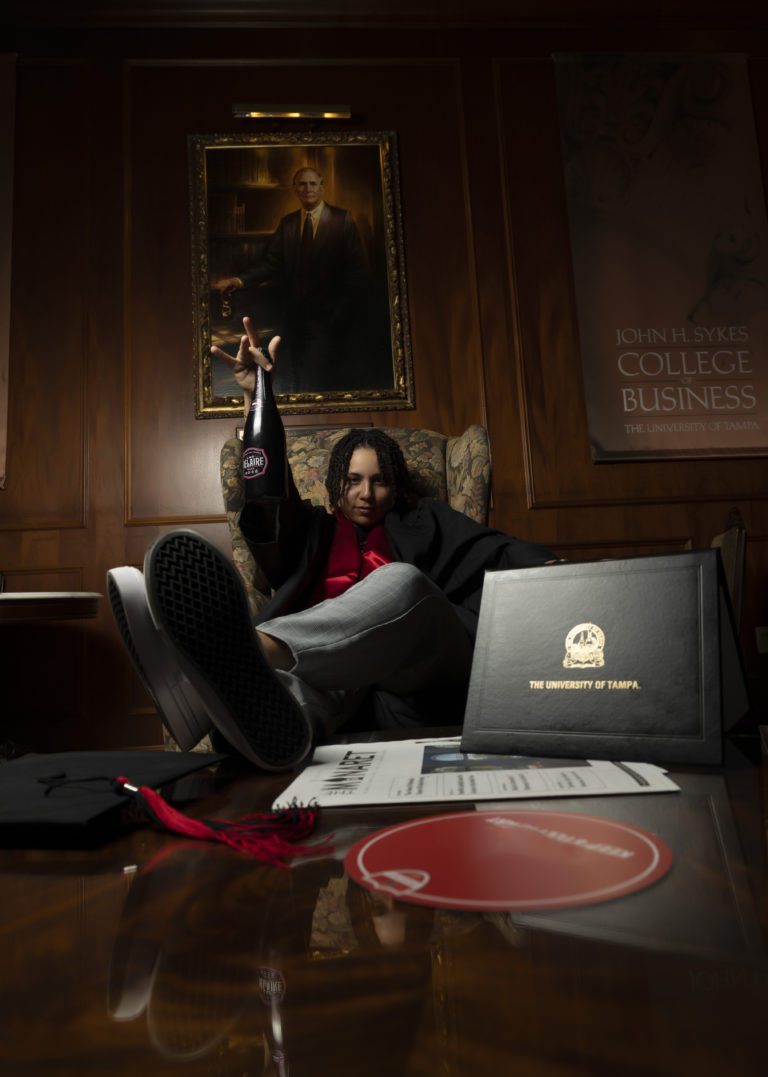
[242,362,287,502]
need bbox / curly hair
[326,429,412,511]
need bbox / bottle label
[258,966,286,1004]
[243,447,269,479]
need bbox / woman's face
[338,447,394,527]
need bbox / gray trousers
[258,562,473,737]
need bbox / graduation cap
[0,751,324,864]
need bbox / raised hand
[212,317,280,411]
[211,276,244,293]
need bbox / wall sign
[555,54,768,461]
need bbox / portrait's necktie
[302,211,313,242]
[299,211,313,292]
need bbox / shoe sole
[143,530,311,771]
[107,566,213,752]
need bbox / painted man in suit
[213,167,383,394]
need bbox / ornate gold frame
[189,131,414,417]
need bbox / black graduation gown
[238,494,554,729]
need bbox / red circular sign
[345,810,673,911]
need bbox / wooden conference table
[1,733,766,1076]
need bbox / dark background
[1,0,767,750]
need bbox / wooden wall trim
[123,57,461,67]
[2,565,85,588]
[455,59,489,433]
[524,489,768,511]
[551,538,694,556]
[4,1,768,34]
[122,57,134,531]
[126,513,225,527]
[1,58,89,534]
[0,54,15,492]
[492,57,535,511]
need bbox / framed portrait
[189,131,414,417]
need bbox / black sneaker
[107,566,213,752]
[143,529,312,771]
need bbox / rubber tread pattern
[108,576,151,689]
[147,531,310,769]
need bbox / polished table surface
[1,735,767,1076]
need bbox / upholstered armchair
[220,424,492,618]
[165,423,490,751]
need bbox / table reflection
[0,738,766,1075]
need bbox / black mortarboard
[0,750,225,847]
[0,751,324,864]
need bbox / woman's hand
[211,317,280,413]
[211,276,244,293]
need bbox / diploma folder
[460,551,748,765]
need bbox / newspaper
[272,736,680,809]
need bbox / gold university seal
[563,623,605,668]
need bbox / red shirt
[305,509,394,606]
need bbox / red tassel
[114,776,327,867]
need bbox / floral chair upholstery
[220,424,492,618]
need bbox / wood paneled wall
[1,21,767,750]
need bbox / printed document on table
[272,737,680,809]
